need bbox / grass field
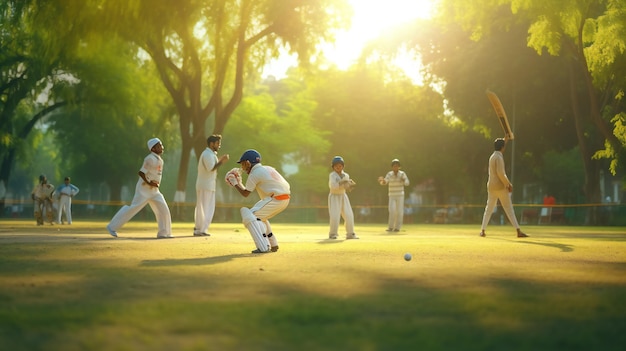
[0,219,625,351]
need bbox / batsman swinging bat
[485,90,515,140]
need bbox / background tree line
[1,0,624,224]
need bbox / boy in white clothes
[56,176,80,224]
[107,138,173,239]
[378,159,410,232]
[226,149,290,253]
[328,156,358,240]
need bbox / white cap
[147,138,162,151]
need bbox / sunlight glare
[263,0,435,80]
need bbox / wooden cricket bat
[485,90,514,140]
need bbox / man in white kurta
[480,138,528,238]
[56,176,79,224]
[107,138,173,238]
[194,135,229,236]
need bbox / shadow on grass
[141,253,252,267]
[491,237,574,252]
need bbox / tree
[98,0,351,203]
[308,64,487,208]
[48,38,173,202]
[0,0,82,214]
[430,0,626,213]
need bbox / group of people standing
[31,174,80,226]
[105,136,291,254]
[32,134,528,250]
[328,137,529,240]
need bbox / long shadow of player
[141,253,251,267]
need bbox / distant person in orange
[541,194,556,218]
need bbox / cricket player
[56,176,79,224]
[107,138,173,238]
[328,156,358,240]
[378,158,410,232]
[194,134,229,237]
[31,174,55,225]
[479,137,528,238]
[226,149,290,253]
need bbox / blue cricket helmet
[331,156,344,167]
[237,149,261,164]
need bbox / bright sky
[264,0,435,79]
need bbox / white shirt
[245,163,290,199]
[329,171,351,195]
[196,148,218,191]
[140,152,163,184]
[487,151,510,191]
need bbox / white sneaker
[106,225,117,237]
[346,233,359,240]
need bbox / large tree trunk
[568,60,602,224]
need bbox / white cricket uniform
[56,183,79,224]
[244,163,291,247]
[328,171,355,237]
[108,152,172,237]
[480,150,520,230]
[194,148,218,234]
[383,170,410,230]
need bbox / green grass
[0,220,625,351]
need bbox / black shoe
[393,229,400,232]
[271,246,279,252]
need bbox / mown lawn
[0,220,625,351]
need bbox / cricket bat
[485,90,514,140]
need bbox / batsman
[225,149,291,253]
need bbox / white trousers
[388,195,404,230]
[194,189,216,234]
[481,188,520,230]
[328,193,354,235]
[108,180,172,237]
[57,196,73,224]
[248,197,290,247]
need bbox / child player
[328,156,359,240]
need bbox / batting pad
[241,207,270,252]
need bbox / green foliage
[541,148,586,203]
[224,74,331,198]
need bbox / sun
[324,0,435,70]
[263,0,436,79]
